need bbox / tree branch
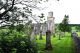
[0,0,15,18]
[0,4,7,10]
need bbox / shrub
[0,29,38,53]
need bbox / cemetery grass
[36,33,75,53]
[77,32,80,37]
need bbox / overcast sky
[32,0,80,24]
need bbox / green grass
[36,33,75,53]
[77,32,80,37]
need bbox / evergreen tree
[58,15,71,36]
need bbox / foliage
[39,13,44,18]
[0,0,48,27]
[15,24,24,32]
[0,29,38,53]
[0,21,37,53]
[58,15,71,32]
[75,26,80,32]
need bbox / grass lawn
[77,32,80,37]
[36,33,75,53]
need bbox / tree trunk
[30,26,35,42]
[0,0,15,18]
[53,33,55,37]
[64,32,65,37]
[59,33,61,40]
[39,31,43,40]
[45,30,52,50]
[30,30,35,41]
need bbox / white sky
[32,0,80,24]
